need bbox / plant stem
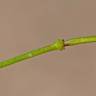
[65,35,96,46]
[0,39,64,68]
[0,35,96,68]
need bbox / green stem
[0,35,96,68]
[65,35,96,46]
[0,39,64,68]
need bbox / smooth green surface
[0,35,96,68]
[65,36,96,46]
[0,39,64,68]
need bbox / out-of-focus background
[0,0,96,96]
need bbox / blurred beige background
[0,0,96,96]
